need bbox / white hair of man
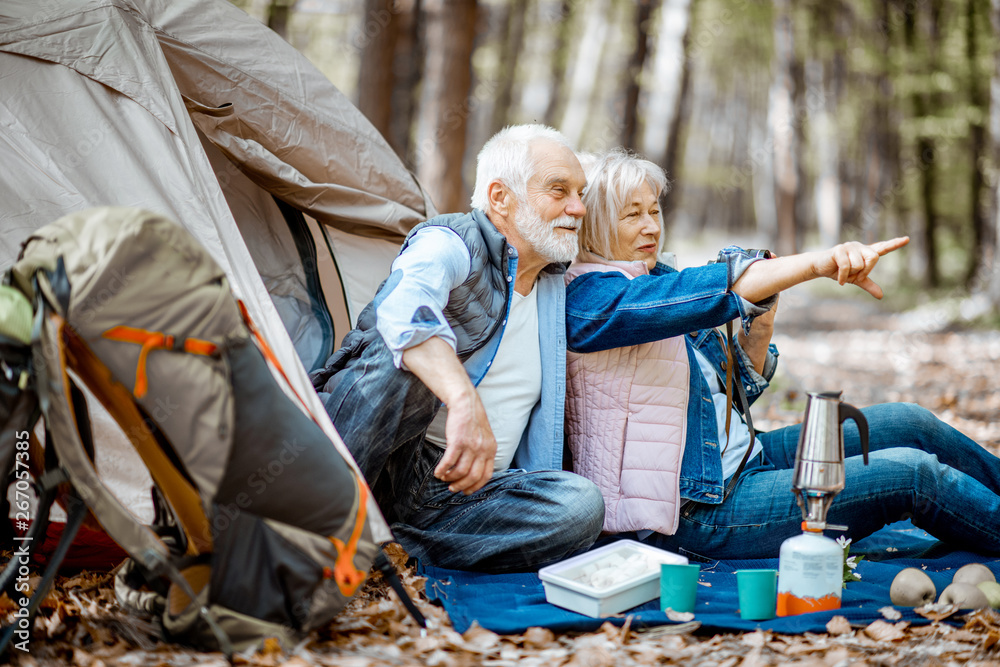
[579,148,670,263]
[470,124,573,213]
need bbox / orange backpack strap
[102,325,217,399]
[68,325,213,556]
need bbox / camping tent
[0,0,438,544]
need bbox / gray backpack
[0,208,407,654]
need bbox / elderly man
[311,125,604,573]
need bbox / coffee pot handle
[839,403,869,464]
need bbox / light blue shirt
[375,227,470,368]
[373,221,570,473]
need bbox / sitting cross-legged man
[311,125,605,572]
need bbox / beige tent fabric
[0,0,434,541]
[146,0,438,238]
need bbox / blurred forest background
[229,0,1000,314]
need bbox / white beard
[513,204,580,263]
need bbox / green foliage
[838,536,863,588]
[695,0,773,90]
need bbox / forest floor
[6,284,1000,666]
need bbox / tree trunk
[988,0,1000,305]
[389,0,422,163]
[560,0,610,147]
[660,0,694,236]
[415,0,477,213]
[490,0,529,135]
[357,0,400,141]
[807,58,841,248]
[771,0,798,256]
[640,0,691,164]
[543,0,573,127]
[266,0,290,39]
[859,0,899,246]
[966,0,989,288]
[904,1,940,287]
[622,0,657,149]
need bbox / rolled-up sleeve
[717,246,778,334]
[375,227,471,368]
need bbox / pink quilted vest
[565,259,690,535]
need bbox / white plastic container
[777,527,843,616]
[538,540,688,617]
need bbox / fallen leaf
[520,626,555,648]
[423,648,458,667]
[822,647,851,665]
[879,606,902,621]
[618,616,632,644]
[410,634,441,654]
[785,642,827,657]
[462,622,501,653]
[826,616,852,636]
[739,646,765,667]
[864,620,908,642]
[565,644,615,667]
[277,657,312,667]
[915,602,959,622]
[72,647,94,667]
[0,593,17,613]
[665,609,694,622]
[962,606,1000,632]
[260,637,284,656]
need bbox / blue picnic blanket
[419,522,1000,634]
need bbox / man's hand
[401,336,497,495]
[813,237,909,299]
[435,386,497,495]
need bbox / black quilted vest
[309,210,514,510]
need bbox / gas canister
[776,524,843,616]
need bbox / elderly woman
[564,148,1000,560]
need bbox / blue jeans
[644,403,1000,561]
[321,342,604,573]
[390,443,604,572]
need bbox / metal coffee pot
[791,391,870,530]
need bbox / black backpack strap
[722,320,757,501]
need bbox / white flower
[846,555,860,571]
[836,536,852,549]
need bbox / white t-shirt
[425,284,542,472]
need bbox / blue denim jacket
[565,250,778,504]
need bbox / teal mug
[735,569,778,620]
[660,563,700,613]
